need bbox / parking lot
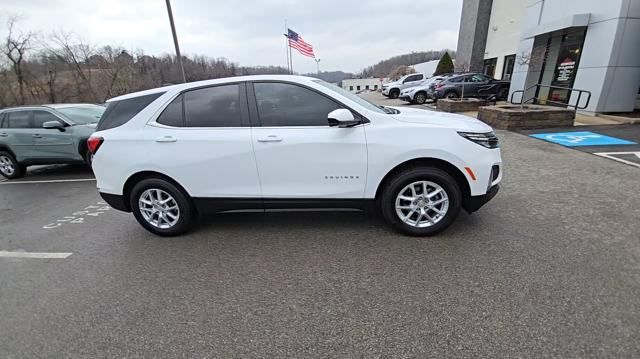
[2,119,639,357]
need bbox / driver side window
[254,82,340,127]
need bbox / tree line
[360,50,455,78]
[0,17,288,108]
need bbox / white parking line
[0,178,95,184]
[594,152,640,169]
[0,251,72,259]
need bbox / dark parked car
[428,73,510,101]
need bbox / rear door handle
[155,136,177,143]
[257,135,282,143]
[0,133,8,137]
[32,134,42,138]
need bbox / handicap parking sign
[529,131,637,147]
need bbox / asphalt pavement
[1,129,639,358]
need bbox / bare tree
[1,16,36,105]
[48,31,100,102]
[515,46,547,109]
[454,61,470,100]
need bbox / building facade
[342,78,387,93]
[457,0,640,113]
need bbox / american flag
[287,29,315,58]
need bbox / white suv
[89,75,501,237]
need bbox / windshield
[56,105,106,124]
[312,79,389,114]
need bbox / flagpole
[284,19,290,74]
[289,39,293,74]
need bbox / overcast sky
[1,0,462,74]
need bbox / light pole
[314,58,321,78]
[165,0,186,83]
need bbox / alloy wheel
[0,155,15,176]
[138,188,180,229]
[395,181,449,228]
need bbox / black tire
[444,91,459,99]
[414,92,427,104]
[0,151,26,179]
[389,89,400,99]
[497,87,508,101]
[130,178,195,236]
[380,167,462,236]
[84,150,93,167]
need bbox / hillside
[360,50,455,77]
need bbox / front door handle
[155,136,177,143]
[32,134,42,138]
[0,133,8,137]
[257,135,282,143]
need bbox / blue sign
[530,131,637,147]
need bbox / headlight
[458,131,499,149]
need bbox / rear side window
[183,84,241,127]
[97,92,164,131]
[8,111,32,128]
[156,95,184,127]
[0,113,5,128]
[448,76,463,83]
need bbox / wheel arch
[0,144,16,159]
[77,137,89,157]
[374,157,472,209]
[122,171,192,212]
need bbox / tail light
[435,83,445,90]
[87,136,104,154]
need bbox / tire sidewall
[415,92,427,104]
[0,151,25,179]
[130,178,194,236]
[390,89,399,99]
[381,168,462,236]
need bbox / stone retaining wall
[478,105,575,129]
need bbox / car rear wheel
[414,92,427,104]
[380,167,462,236]
[389,89,400,99]
[497,87,508,101]
[130,178,195,236]
[0,151,26,179]
[444,91,459,99]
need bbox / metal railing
[510,84,591,110]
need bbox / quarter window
[98,93,164,131]
[183,84,241,127]
[8,111,32,128]
[156,95,184,127]
[33,110,62,128]
[254,82,340,127]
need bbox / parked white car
[399,77,445,104]
[89,75,501,237]
[381,73,427,99]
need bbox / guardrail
[510,84,591,110]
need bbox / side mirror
[328,109,360,128]
[43,120,65,132]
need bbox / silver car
[0,104,105,179]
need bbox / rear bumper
[100,192,130,212]
[463,184,499,213]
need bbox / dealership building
[456,0,640,114]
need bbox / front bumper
[399,95,412,102]
[463,184,499,213]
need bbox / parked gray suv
[0,104,105,179]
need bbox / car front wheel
[389,89,400,99]
[0,151,26,179]
[414,92,427,104]
[130,178,195,236]
[380,168,462,236]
